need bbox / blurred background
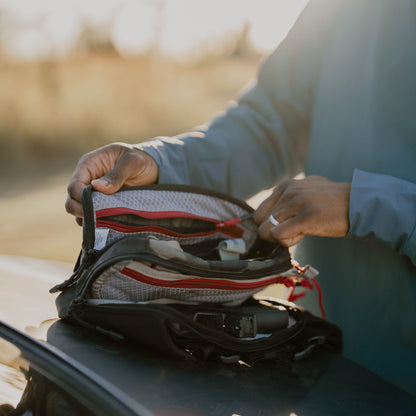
[0,0,308,263]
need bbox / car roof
[0,320,153,416]
[46,319,416,416]
[1,255,416,415]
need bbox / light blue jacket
[140,0,416,396]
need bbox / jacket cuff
[135,137,191,185]
[349,169,416,262]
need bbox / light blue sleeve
[138,81,299,200]
[138,0,342,200]
[349,169,416,264]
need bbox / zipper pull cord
[289,261,326,319]
[49,270,80,294]
[216,213,253,229]
[49,249,97,294]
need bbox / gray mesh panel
[91,261,263,305]
[92,188,258,251]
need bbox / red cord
[287,286,295,301]
[284,273,326,319]
[312,277,326,319]
[216,218,242,228]
[300,280,313,290]
[286,278,312,302]
[288,290,307,302]
[276,276,297,288]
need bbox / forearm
[138,0,341,200]
[138,81,300,200]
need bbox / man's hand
[253,175,351,247]
[65,142,158,222]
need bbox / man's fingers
[257,212,302,245]
[91,175,122,195]
[257,200,301,241]
[66,153,103,215]
[254,176,351,246]
[89,152,131,194]
[66,172,92,217]
[258,215,309,247]
[91,150,157,194]
[253,181,290,224]
[65,143,159,220]
[253,198,276,224]
[65,195,83,218]
[67,178,88,204]
[269,216,307,247]
[258,212,284,241]
[275,233,305,247]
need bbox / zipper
[77,249,292,300]
[95,220,243,239]
[82,184,256,250]
[55,234,291,300]
[120,266,298,291]
[95,209,246,239]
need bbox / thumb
[91,155,133,194]
[90,148,157,194]
[91,175,121,194]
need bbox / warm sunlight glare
[0,0,309,60]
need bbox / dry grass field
[0,52,263,262]
[0,53,262,160]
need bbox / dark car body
[1,255,415,415]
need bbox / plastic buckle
[193,312,257,338]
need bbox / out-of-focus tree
[231,22,258,58]
[73,19,119,56]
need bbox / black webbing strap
[65,298,342,363]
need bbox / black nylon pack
[51,184,342,363]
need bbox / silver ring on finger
[268,214,280,227]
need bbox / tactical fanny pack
[51,184,342,363]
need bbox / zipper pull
[49,249,98,294]
[292,261,319,280]
[49,270,80,293]
[216,213,253,229]
[290,261,325,319]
